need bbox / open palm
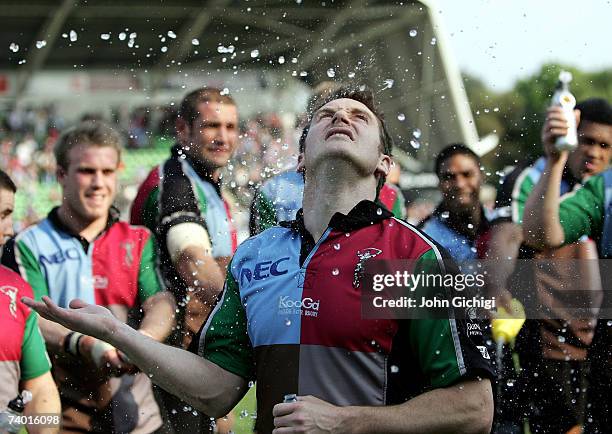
[22,296,119,342]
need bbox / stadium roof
[0,0,478,163]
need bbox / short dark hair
[434,143,481,177]
[298,86,394,197]
[0,169,16,193]
[576,98,612,126]
[55,121,123,170]
[179,87,236,128]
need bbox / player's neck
[57,205,108,243]
[302,162,376,241]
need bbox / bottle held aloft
[551,70,578,151]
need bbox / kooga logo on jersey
[240,257,290,285]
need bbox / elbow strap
[166,222,212,263]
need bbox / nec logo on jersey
[39,248,80,265]
[240,257,290,285]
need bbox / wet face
[57,145,118,227]
[0,188,15,246]
[178,102,239,173]
[567,121,612,180]
[438,153,482,211]
[298,98,390,179]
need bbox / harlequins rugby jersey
[1,208,164,433]
[130,145,237,341]
[250,170,406,235]
[200,200,495,433]
[0,265,50,409]
[493,156,580,225]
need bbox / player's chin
[203,152,231,167]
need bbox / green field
[231,385,257,433]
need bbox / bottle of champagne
[551,70,578,151]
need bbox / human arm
[272,379,493,434]
[19,311,61,434]
[138,291,175,342]
[483,222,522,311]
[21,371,61,434]
[22,296,249,417]
[523,106,577,248]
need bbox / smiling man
[2,122,175,433]
[24,88,494,434]
[129,87,239,433]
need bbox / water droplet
[441,211,450,219]
[382,79,394,89]
[397,113,406,121]
[413,128,422,139]
[332,268,339,276]
[171,409,177,414]
[470,247,478,253]
[410,139,420,149]
[189,38,199,46]
[326,68,336,78]
[347,71,356,78]
[390,365,399,373]
[250,49,259,58]
[299,71,307,77]
[167,30,177,39]
[161,46,168,53]
[607,321,612,326]
[558,335,566,343]
[248,381,255,388]
[430,37,437,45]
[345,232,351,237]
[467,223,474,229]
[100,33,111,40]
[409,29,418,37]
[506,379,515,387]
[129,32,137,39]
[333,243,341,250]
[35,40,47,49]
[119,32,127,41]
[9,43,19,52]
[285,318,291,326]
[435,350,441,355]
[278,55,285,64]
[69,30,77,42]
[376,208,383,215]
[240,409,249,418]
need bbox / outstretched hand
[22,296,119,344]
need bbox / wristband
[64,332,84,357]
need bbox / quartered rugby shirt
[200,200,495,433]
[2,208,164,433]
[0,265,50,409]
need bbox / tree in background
[464,64,612,174]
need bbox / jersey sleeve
[249,188,278,236]
[199,266,255,380]
[20,311,51,380]
[1,238,50,300]
[137,234,165,302]
[558,174,606,245]
[492,163,533,225]
[408,249,495,389]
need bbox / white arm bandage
[166,222,212,264]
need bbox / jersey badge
[353,248,382,288]
[0,285,18,318]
